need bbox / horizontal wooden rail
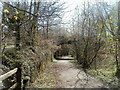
[0,68,18,81]
[8,82,18,89]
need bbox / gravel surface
[31,58,109,88]
[55,60,108,88]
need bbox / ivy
[2,53,22,63]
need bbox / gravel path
[32,58,108,88]
[55,60,107,88]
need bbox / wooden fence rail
[0,66,21,89]
[0,68,18,81]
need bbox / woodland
[0,0,120,89]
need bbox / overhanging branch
[4,2,37,17]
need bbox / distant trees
[39,0,64,39]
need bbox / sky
[60,0,118,24]
[0,2,3,23]
[0,0,119,24]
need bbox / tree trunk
[0,4,3,64]
[46,18,49,39]
[15,25,20,50]
[116,1,120,82]
[31,1,40,46]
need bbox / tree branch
[4,2,37,17]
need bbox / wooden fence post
[16,63,22,89]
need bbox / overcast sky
[60,0,118,24]
[0,0,119,24]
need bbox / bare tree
[0,2,3,64]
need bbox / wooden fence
[0,65,21,89]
